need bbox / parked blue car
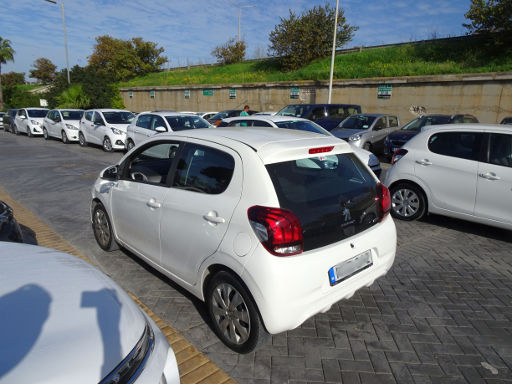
[276,103,361,131]
[383,114,479,159]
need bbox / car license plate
[328,250,373,286]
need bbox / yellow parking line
[0,188,236,384]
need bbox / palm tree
[0,37,16,110]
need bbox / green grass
[16,84,45,92]
[119,39,512,87]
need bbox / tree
[0,37,15,110]
[88,35,167,81]
[29,57,57,84]
[268,4,358,71]
[464,0,512,46]
[211,38,246,64]
[1,72,24,87]
[56,84,90,109]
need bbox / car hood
[0,243,146,384]
[387,131,418,141]
[331,128,367,139]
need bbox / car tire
[79,132,87,147]
[126,139,135,151]
[14,125,20,135]
[92,203,118,251]
[390,182,427,221]
[27,126,33,137]
[43,127,49,140]
[206,271,270,353]
[61,131,69,144]
[103,137,113,152]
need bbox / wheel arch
[388,178,429,213]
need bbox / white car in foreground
[0,243,180,383]
[126,111,211,151]
[13,108,49,136]
[384,124,512,229]
[91,127,396,353]
[79,109,135,152]
[43,109,84,143]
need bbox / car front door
[474,132,512,226]
[415,131,483,215]
[133,114,153,144]
[159,141,242,284]
[92,112,106,144]
[370,117,387,148]
[110,141,180,262]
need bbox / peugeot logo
[341,206,351,222]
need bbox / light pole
[44,0,70,84]
[229,1,256,42]
[328,0,340,104]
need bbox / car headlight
[30,120,41,126]
[110,127,123,135]
[65,124,78,130]
[368,154,380,167]
[348,134,361,142]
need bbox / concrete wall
[120,72,512,124]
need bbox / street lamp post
[229,1,256,42]
[328,0,340,104]
[44,0,70,84]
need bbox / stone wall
[120,72,512,124]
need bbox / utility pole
[328,0,340,104]
[44,0,70,84]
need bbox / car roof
[348,113,386,118]
[138,111,202,118]
[87,108,131,112]
[24,107,48,110]
[223,115,311,123]
[421,123,510,134]
[153,126,351,163]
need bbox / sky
[1,0,472,80]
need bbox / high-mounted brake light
[376,183,391,221]
[309,146,334,154]
[248,205,303,256]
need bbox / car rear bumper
[242,216,396,334]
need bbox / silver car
[331,113,400,153]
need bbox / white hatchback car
[79,109,135,152]
[125,111,211,151]
[13,107,49,136]
[0,243,180,384]
[91,127,396,353]
[384,124,512,229]
[219,115,382,177]
[43,109,84,143]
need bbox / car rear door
[414,131,483,215]
[159,140,242,284]
[474,132,512,226]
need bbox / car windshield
[102,111,135,124]
[338,115,376,130]
[274,120,329,135]
[27,109,48,118]
[165,115,210,131]
[61,110,83,120]
[276,105,307,118]
[401,116,450,132]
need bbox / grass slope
[120,39,512,87]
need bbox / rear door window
[266,153,379,251]
[388,116,399,127]
[428,132,483,161]
[488,133,512,168]
[84,111,93,121]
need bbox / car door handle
[146,198,161,209]
[479,172,501,181]
[416,159,432,166]
[203,211,226,224]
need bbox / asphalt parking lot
[1,130,511,384]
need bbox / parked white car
[384,124,512,229]
[13,107,49,136]
[125,111,211,151]
[79,109,135,152]
[43,109,84,143]
[0,242,180,383]
[219,115,382,177]
[91,127,396,353]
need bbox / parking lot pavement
[1,131,512,383]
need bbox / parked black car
[3,109,19,133]
[383,114,479,158]
[208,109,258,126]
[0,200,23,243]
[276,103,362,131]
[501,117,512,125]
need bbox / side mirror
[20,115,27,120]
[101,165,119,181]
[155,126,167,133]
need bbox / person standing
[240,105,250,116]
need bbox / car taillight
[391,149,408,164]
[248,205,303,256]
[376,183,391,221]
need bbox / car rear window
[266,153,380,251]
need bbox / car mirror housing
[155,126,167,133]
[101,165,119,181]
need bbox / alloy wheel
[103,137,113,152]
[93,208,111,249]
[392,188,420,218]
